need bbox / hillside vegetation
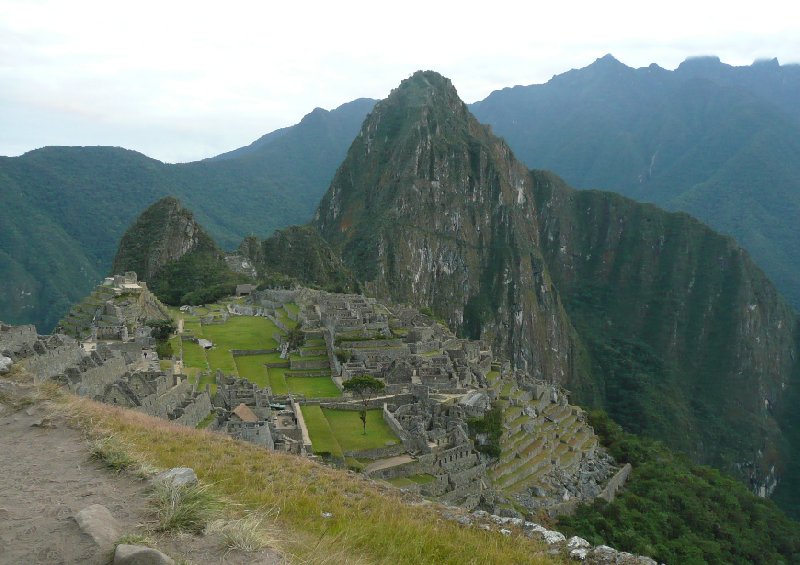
[0,99,374,332]
[558,412,800,564]
[471,55,800,309]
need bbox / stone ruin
[0,319,213,429]
[243,288,624,515]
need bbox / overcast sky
[2,0,798,163]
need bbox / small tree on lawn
[343,375,385,435]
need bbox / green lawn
[284,303,300,316]
[202,316,280,350]
[387,474,436,487]
[181,340,208,370]
[276,308,299,330]
[206,347,237,375]
[286,376,341,398]
[322,409,399,452]
[267,366,289,395]
[301,405,343,457]
[233,354,272,388]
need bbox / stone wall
[343,443,406,460]
[175,392,213,428]
[24,344,84,382]
[136,379,192,419]
[0,324,38,355]
[70,355,129,398]
[598,463,632,503]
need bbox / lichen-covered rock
[114,544,174,565]
[74,504,120,551]
[154,467,197,488]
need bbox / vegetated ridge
[312,70,800,515]
[470,54,800,309]
[0,98,375,332]
[111,196,249,306]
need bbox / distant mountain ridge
[0,98,375,332]
[470,54,800,308]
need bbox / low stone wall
[137,380,192,419]
[599,463,632,503]
[343,443,406,460]
[230,349,276,356]
[25,345,84,383]
[290,358,329,370]
[0,324,38,355]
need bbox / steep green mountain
[112,196,218,282]
[312,70,800,511]
[470,55,800,308]
[239,226,358,293]
[0,98,375,332]
[558,411,800,563]
[112,197,248,306]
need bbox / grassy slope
[62,394,561,564]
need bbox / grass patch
[267,367,289,395]
[233,354,272,388]
[301,405,343,458]
[202,316,281,351]
[286,376,341,398]
[64,394,562,565]
[206,347,237,375]
[181,340,208,370]
[207,512,278,552]
[89,434,139,472]
[150,479,222,534]
[322,409,398,452]
[197,412,216,429]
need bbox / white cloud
[1,0,798,162]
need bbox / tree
[146,319,177,341]
[342,375,385,434]
[286,327,305,351]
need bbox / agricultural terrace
[166,301,338,398]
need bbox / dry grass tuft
[207,510,280,552]
[150,479,223,534]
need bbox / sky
[1,0,799,163]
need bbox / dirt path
[0,381,286,565]
[0,385,150,564]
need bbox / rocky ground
[0,378,285,565]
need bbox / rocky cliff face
[112,196,218,281]
[313,71,800,502]
[314,71,583,385]
[531,173,799,485]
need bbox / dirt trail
[0,385,150,564]
[0,381,286,564]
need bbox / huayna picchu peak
[314,69,800,511]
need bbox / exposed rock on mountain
[315,71,582,385]
[112,196,215,282]
[313,70,800,506]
